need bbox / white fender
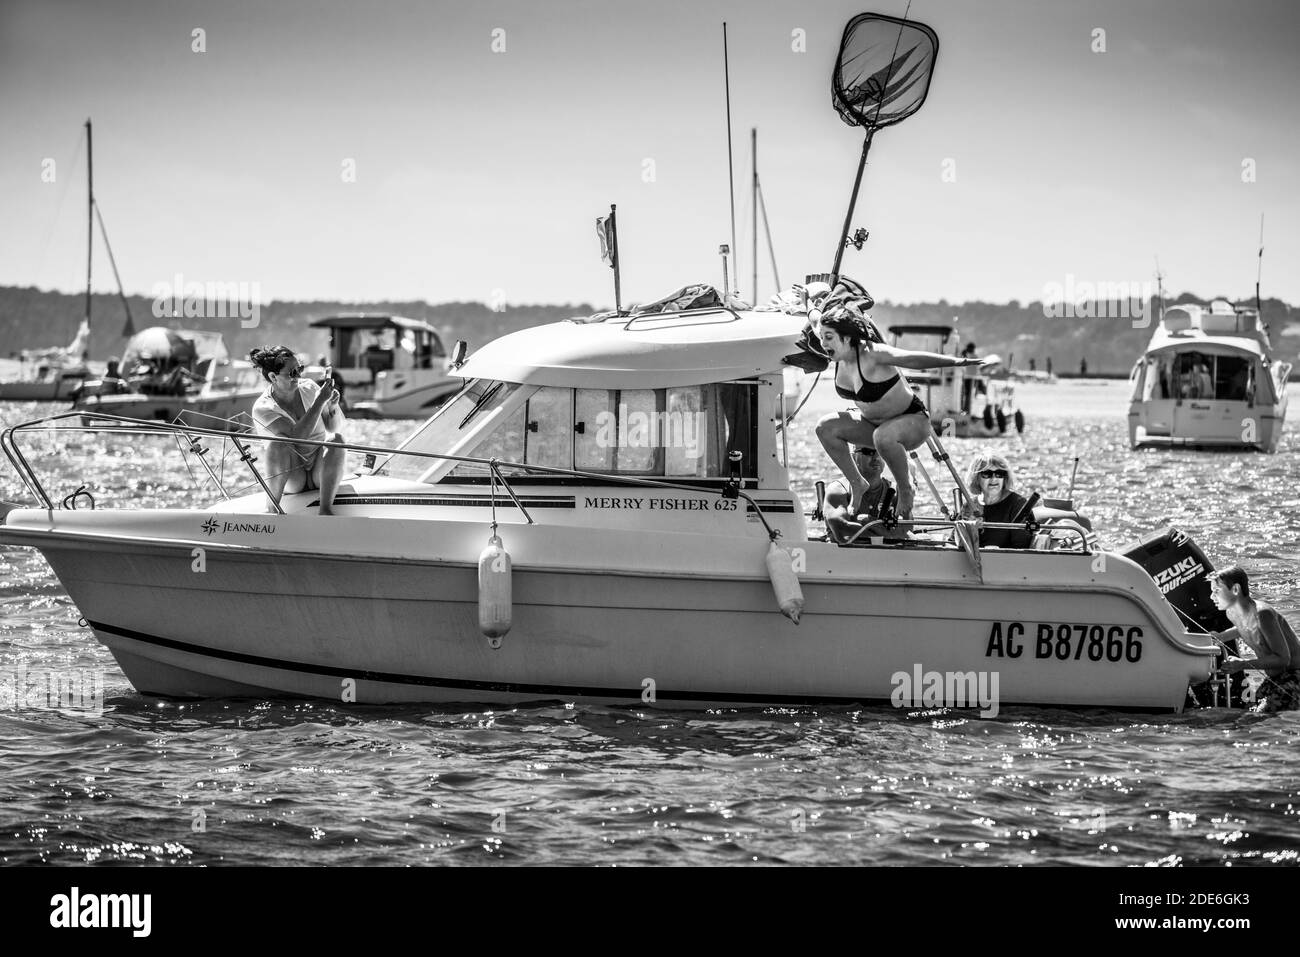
[765,540,804,625]
[478,534,512,646]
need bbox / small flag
[596,213,616,267]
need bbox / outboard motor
[1120,527,1240,707]
[1121,527,1230,634]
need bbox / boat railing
[2,412,1093,553]
[0,411,788,537]
[835,517,1090,553]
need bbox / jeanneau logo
[200,517,276,536]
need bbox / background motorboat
[0,321,94,401]
[307,314,464,418]
[889,324,1025,437]
[1128,300,1290,452]
[72,326,263,431]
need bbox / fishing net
[833,13,939,131]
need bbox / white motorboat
[0,303,1218,712]
[1127,300,1290,452]
[71,327,262,432]
[0,321,94,401]
[888,324,1025,437]
[307,314,464,418]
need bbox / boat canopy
[888,324,954,339]
[309,314,441,335]
[1143,336,1268,359]
[454,309,807,389]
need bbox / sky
[2,0,1297,311]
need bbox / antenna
[757,172,780,293]
[1154,256,1164,317]
[1256,213,1264,315]
[722,23,738,299]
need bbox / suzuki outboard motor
[1121,527,1239,706]
[1121,527,1230,633]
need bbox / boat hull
[1128,398,1286,452]
[0,376,88,401]
[73,390,261,430]
[0,512,1216,712]
[347,377,464,418]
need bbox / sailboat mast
[85,118,93,329]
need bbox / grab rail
[0,411,783,536]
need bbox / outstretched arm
[866,343,991,371]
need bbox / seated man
[823,445,896,543]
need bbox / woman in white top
[249,346,346,515]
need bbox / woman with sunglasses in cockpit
[961,453,1034,548]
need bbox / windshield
[372,379,524,482]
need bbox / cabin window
[1172,353,1215,399]
[1213,356,1254,402]
[664,383,756,478]
[1143,356,1173,400]
[524,387,573,469]
[378,379,522,481]
[433,382,757,482]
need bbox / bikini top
[835,350,900,403]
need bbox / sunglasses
[978,469,1008,479]
[277,366,302,379]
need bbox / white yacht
[0,304,1217,712]
[1128,300,1290,452]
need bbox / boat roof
[1144,302,1272,358]
[889,324,954,338]
[1143,333,1269,359]
[309,314,441,334]
[454,308,808,388]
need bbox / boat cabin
[311,314,447,389]
[365,307,809,539]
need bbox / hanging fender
[765,539,804,625]
[478,534,512,647]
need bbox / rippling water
[2,381,1298,866]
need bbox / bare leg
[262,441,294,512]
[315,434,346,515]
[869,413,932,518]
[815,411,876,511]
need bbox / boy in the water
[1210,566,1300,713]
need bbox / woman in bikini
[249,345,347,515]
[815,314,986,518]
